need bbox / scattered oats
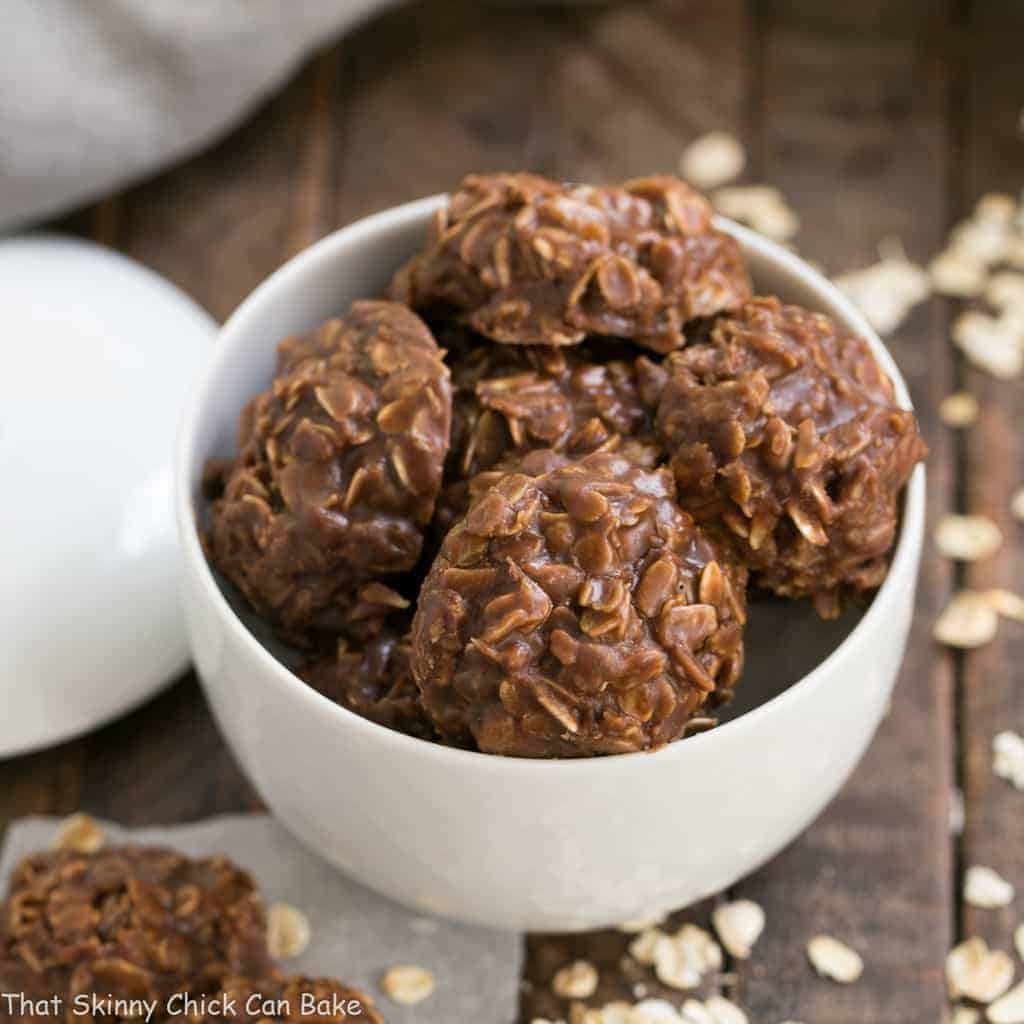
[51,812,104,854]
[986,271,1024,310]
[553,960,600,1000]
[953,1007,981,1024]
[993,731,1024,790]
[976,193,1019,225]
[1016,923,1024,961]
[985,589,1024,623]
[950,217,1011,266]
[931,250,987,297]
[658,925,722,991]
[934,591,1000,649]
[711,900,765,959]
[266,902,311,959]
[806,935,864,984]
[1012,488,1024,522]
[834,243,930,334]
[679,132,746,191]
[632,925,722,991]
[381,965,435,1005]
[629,928,665,965]
[952,311,1024,379]
[947,937,1015,1003]
[704,996,748,1024]
[618,913,668,934]
[712,185,799,241]
[940,391,980,428]
[679,1002,715,1024]
[965,866,1016,909]
[989,981,1024,1024]
[935,514,1004,561]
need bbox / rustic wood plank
[959,0,1024,964]
[328,0,571,226]
[726,2,957,1021]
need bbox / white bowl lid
[0,234,216,758]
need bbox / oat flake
[931,250,987,297]
[806,935,863,984]
[986,589,1024,623]
[994,731,1024,790]
[934,514,1004,561]
[51,813,104,854]
[939,392,980,428]
[704,996,747,1024]
[711,900,765,959]
[679,132,746,191]
[953,311,1024,379]
[934,591,1000,649]
[552,960,599,1000]
[985,271,1024,310]
[947,937,1014,1003]
[989,981,1024,1024]
[952,1007,981,1024]
[266,901,311,958]
[381,964,435,1005]
[965,866,1016,909]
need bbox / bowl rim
[175,193,926,779]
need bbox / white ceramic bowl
[175,197,925,933]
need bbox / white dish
[176,198,925,932]
[0,235,215,759]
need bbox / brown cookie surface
[0,846,270,1017]
[413,449,746,757]
[205,300,452,644]
[657,296,927,617]
[391,172,751,354]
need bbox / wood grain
[959,0,1024,964]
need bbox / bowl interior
[185,198,914,737]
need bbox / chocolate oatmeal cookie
[391,173,751,354]
[656,296,927,617]
[205,301,452,644]
[412,449,746,757]
[0,847,269,1016]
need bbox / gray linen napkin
[1,815,522,1024]
[0,0,398,230]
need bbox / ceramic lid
[0,234,216,757]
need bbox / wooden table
[4,1,1022,1020]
